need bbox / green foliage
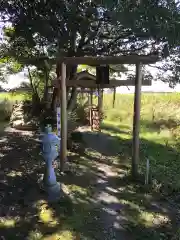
[1,0,180,60]
[0,0,180,94]
[154,47,180,87]
[0,92,30,100]
[0,54,23,82]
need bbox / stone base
[44,182,61,202]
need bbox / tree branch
[77,20,102,50]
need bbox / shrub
[0,98,14,121]
[75,104,89,125]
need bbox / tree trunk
[51,64,78,111]
[42,68,50,109]
[27,67,42,114]
[67,87,77,111]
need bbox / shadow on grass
[81,129,180,192]
[101,122,131,135]
[140,118,178,133]
[0,126,180,239]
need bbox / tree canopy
[1,0,180,63]
[0,0,180,93]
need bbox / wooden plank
[52,79,151,88]
[132,63,143,179]
[60,62,67,172]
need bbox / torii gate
[53,54,159,178]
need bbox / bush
[0,98,14,121]
[75,104,89,125]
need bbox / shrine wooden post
[89,89,93,131]
[60,62,67,172]
[132,63,143,178]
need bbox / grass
[0,92,31,121]
[102,93,180,194]
[0,92,27,101]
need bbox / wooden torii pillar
[132,63,143,179]
[60,62,67,172]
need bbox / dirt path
[80,130,132,240]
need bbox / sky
[1,68,180,93]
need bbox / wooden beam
[60,62,67,172]
[58,54,159,65]
[132,63,143,179]
[20,53,160,66]
[52,79,151,88]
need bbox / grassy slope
[102,93,180,193]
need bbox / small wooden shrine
[52,54,159,178]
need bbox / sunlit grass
[39,208,59,226]
[0,92,31,121]
[101,93,180,193]
[0,92,30,101]
[0,219,16,228]
[120,199,169,228]
[42,230,74,240]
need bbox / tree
[0,26,57,110]
[148,47,180,88]
[1,0,180,54]
[1,0,180,108]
